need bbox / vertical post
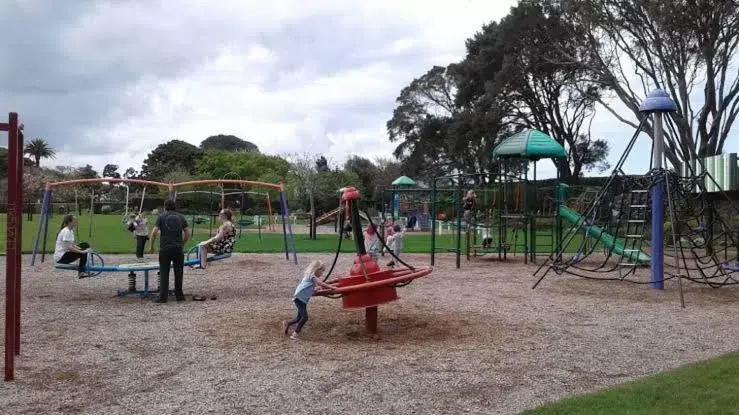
[280,193,289,260]
[455,176,463,269]
[14,123,23,356]
[31,189,51,265]
[651,112,665,290]
[40,192,52,263]
[5,112,20,381]
[638,89,675,291]
[280,191,298,264]
[430,179,437,266]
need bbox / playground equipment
[430,129,566,268]
[53,248,232,297]
[313,186,433,334]
[29,178,299,296]
[533,89,739,307]
[3,112,23,381]
[174,189,276,239]
[379,176,436,232]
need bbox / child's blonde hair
[305,260,326,276]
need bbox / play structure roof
[492,129,566,160]
[392,176,416,186]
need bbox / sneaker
[78,272,92,279]
[289,332,299,340]
[153,298,167,304]
[175,294,186,302]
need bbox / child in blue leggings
[283,260,332,340]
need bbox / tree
[195,151,290,183]
[286,153,320,239]
[141,139,204,180]
[455,1,609,180]
[200,134,260,153]
[313,169,361,214]
[23,138,56,167]
[556,0,739,164]
[103,164,121,179]
[387,65,506,182]
[344,156,378,200]
[315,155,330,173]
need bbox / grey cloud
[0,1,439,163]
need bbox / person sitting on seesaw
[54,214,92,278]
[195,208,236,269]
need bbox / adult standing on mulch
[149,199,190,303]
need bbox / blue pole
[30,190,52,265]
[280,191,298,264]
[650,112,665,290]
[639,89,675,290]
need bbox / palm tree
[24,138,56,167]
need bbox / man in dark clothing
[149,199,190,303]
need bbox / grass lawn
[523,352,739,415]
[2,213,600,255]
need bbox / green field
[524,352,739,415]
[0,213,594,255]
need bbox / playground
[0,253,737,414]
[3,87,739,415]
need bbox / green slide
[559,205,651,264]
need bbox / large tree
[285,153,322,239]
[200,134,260,153]
[556,0,739,165]
[387,65,506,181]
[455,1,610,179]
[141,139,204,180]
[24,138,56,167]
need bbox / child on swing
[283,260,333,340]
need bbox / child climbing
[283,260,333,340]
[385,224,405,267]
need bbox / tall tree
[387,65,506,181]
[23,138,56,167]
[286,153,320,239]
[141,139,204,180]
[200,134,260,153]
[455,1,609,179]
[556,0,739,164]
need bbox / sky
[1,0,737,180]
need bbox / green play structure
[429,129,652,268]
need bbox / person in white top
[54,214,92,278]
[385,224,405,267]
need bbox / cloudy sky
[1,0,737,180]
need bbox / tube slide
[559,205,651,264]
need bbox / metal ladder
[618,189,649,278]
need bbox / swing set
[29,177,299,297]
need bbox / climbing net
[534,119,739,298]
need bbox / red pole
[14,119,23,355]
[4,112,20,381]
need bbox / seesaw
[55,246,232,297]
